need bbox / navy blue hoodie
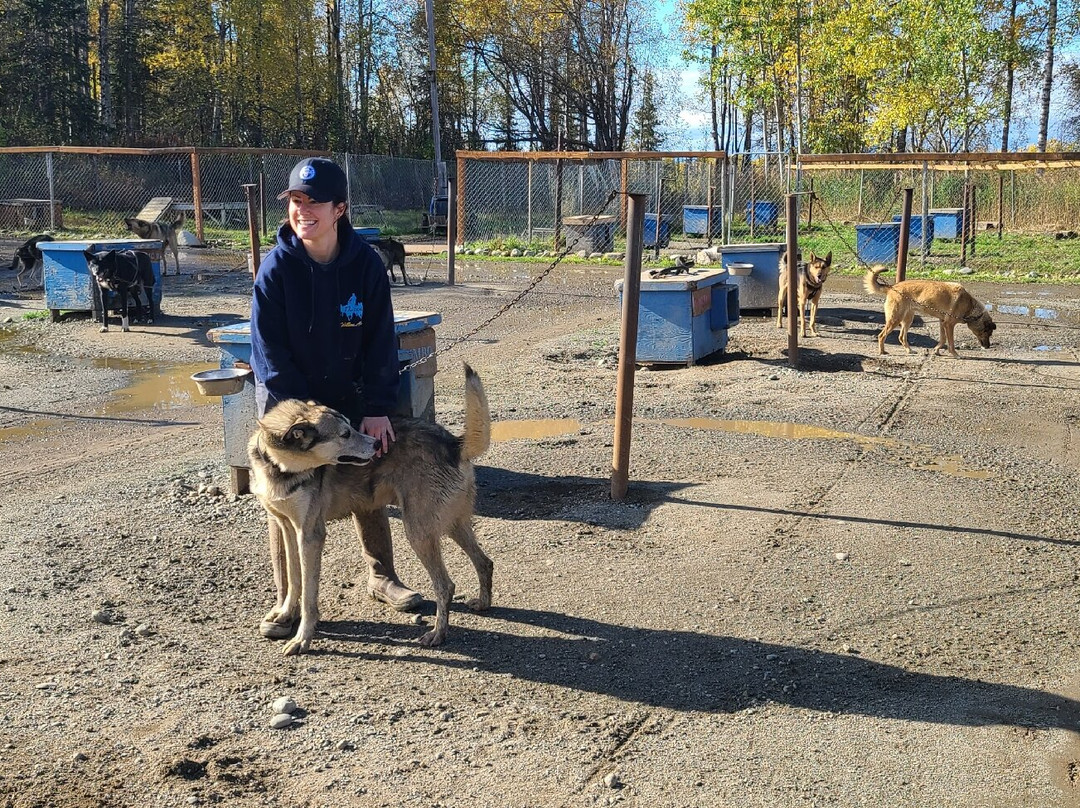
[250,221,399,420]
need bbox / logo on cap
[299,165,316,180]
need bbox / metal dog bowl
[191,367,251,397]
[726,262,754,276]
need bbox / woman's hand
[360,416,396,458]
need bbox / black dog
[84,249,157,333]
[369,237,411,285]
[8,234,54,285]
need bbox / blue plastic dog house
[683,205,723,237]
[892,215,935,250]
[40,239,164,323]
[930,208,965,240]
[718,242,784,312]
[855,223,901,264]
[615,267,739,365]
[643,213,672,248]
[745,201,779,228]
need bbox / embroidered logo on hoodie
[340,293,363,327]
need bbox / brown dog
[863,266,996,358]
[777,250,833,337]
[248,365,493,655]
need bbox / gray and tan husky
[248,364,493,655]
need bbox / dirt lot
[2,242,1080,807]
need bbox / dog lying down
[864,265,996,358]
[248,364,493,655]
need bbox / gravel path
[2,245,1080,807]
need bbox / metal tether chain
[398,188,621,376]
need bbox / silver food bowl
[727,262,754,276]
[191,367,251,397]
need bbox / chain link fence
[798,162,1080,278]
[455,151,797,257]
[0,148,435,249]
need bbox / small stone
[72,751,88,762]
[269,713,294,729]
[91,609,112,625]
[899,559,912,567]
[272,697,297,714]
[410,614,424,625]
[35,682,57,690]
[335,739,355,751]
[834,552,849,562]
[206,485,221,497]
[135,624,153,637]
[603,772,622,788]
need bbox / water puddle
[491,418,582,442]
[986,303,1061,321]
[658,417,895,449]
[1035,345,1064,352]
[489,415,991,480]
[99,362,218,415]
[654,417,990,480]
[0,361,218,443]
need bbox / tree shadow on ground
[319,608,1080,731]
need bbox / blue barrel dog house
[683,205,723,238]
[892,215,935,250]
[643,213,672,248]
[615,267,739,366]
[40,239,164,323]
[930,208,965,240]
[745,200,779,228]
[855,222,902,264]
[718,242,784,313]
[207,311,442,494]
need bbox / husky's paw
[418,628,447,647]
[465,595,490,612]
[282,634,312,656]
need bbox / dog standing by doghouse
[84,249,157,332]
[776,250,833,337]
[124,213,184,275]
[864,265,996,357]
[248,364,494,656]
[8,233,54,286]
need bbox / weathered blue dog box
[683,205,723,237]
[207,311,442,493]
[615,268,738,365]
[643,213,672,248]
[718,242,783,312]
[855,222,901,264]
[355,226,381,241]
[40,239,164,323]
[745,200,779,228]
[892,214,935,250]
[930,208,965,240]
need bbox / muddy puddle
[491,416,992,480]
[0,360,217,443]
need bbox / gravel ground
[2,242,1080,807]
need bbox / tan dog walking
[864,266,996,358]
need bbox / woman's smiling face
[286,192,345,247]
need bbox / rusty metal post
[611,192,647,501]
[896,187,913,283]
[191,151,204,243]
[997,173,1004,240]
[242,184,260,279]
[706,182,715,248]
[960,184,970,268]
[785,194,799,367]
[447,173,457,286]
[258,157,267,237]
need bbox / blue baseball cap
[278,157,348,203]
